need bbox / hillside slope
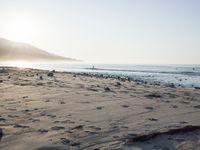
[0,38,76,62]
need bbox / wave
[85,67,200,76]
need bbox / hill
[0,38,76,62]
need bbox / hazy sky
[0,0,199,64]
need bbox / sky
[0,0,200,64]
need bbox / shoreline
[0,67,200,150]
[1,66,199,90]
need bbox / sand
[0,67,200,150]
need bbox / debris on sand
[40,76,43,80]
[87,88,98,92]
[71,125,84,130]
[60,138,70,145]
[47,72,54,77]
[0,117,6,122]
[13,124,30,128]
[166,83,176,88]
[0,128,3,141]
[60,101,66,104]
[115,82,121,86]
[145,106,154,110]
[145,93,162,98]
[22,96,28,99]
[122,105,130,108]
[51,126,65,130]
[38,129,48,134]
[148,118,158,121]
[104,87,111,92]
[96,106,103,110]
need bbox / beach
[0,67,200,150]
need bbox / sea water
[32,63,200,88]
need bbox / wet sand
[0,67,200,150]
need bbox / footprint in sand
[172,105,178,108]
[113,135,120,139]
[180,101,190,104]
[45,99,50,102]
[22,109,31,113]
[145,106,154,110]
[121,104,130,108]
[60,138,70,145]
[144,124,152,127]
[53,121,60,123]
[38,129,48,134]
[61,119,75,124]
[71,125,84,130]
[0,117,6,122]
[148,118,158,122]
[60,101,66,104]
[47,114,56,118]
[145,93,162,99]
[84,130,99,135]
[22,96,28,99]
[87,87,98,92]
[29,118,40,122]
[13,124,29,128]
[88,125,101,131]
[7,108,17,111]
[194,105,200,109]
[121,126,129,129]
[51,126,65,130]
[8,115,19,118]
[81,101,90,104]
[180,121,188,124]
[96,106,103,110]
[126,133,138,138]
[70,141,80,147]
[104,87,112,92]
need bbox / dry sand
[0,67,200,150]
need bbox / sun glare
[8,61,33,68]
[3,15,37,42]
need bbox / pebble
[47,72,54,77]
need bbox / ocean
[1,63,200,88]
